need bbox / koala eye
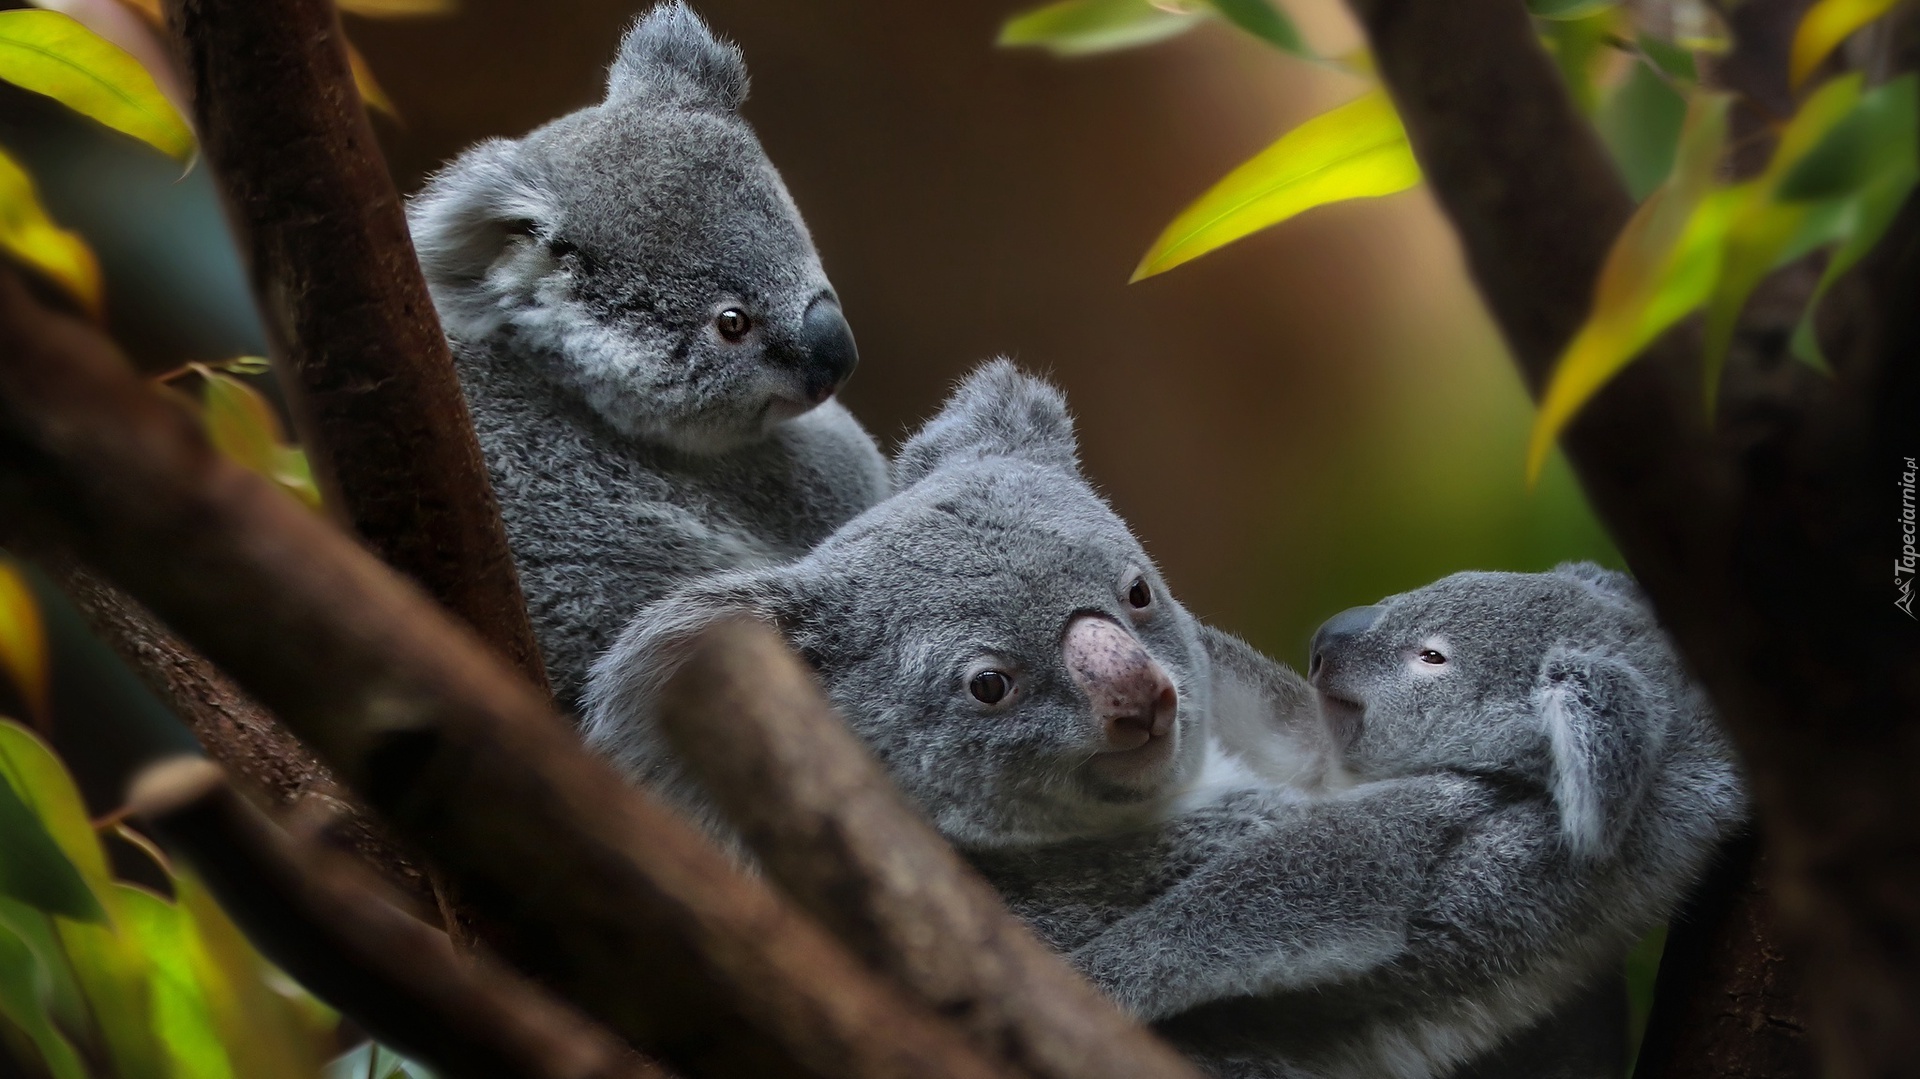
[1126,576,1153,609]
[1417,649,1448,665]
[501,218,538,238]
[715,308,752,341]
[969,670,1013,705]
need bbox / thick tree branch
[0,267,1017,1079]
[1339,0,1920,1074]
[128,757,664,1079]
[658,620,1205,1079]
[158,0,547,691]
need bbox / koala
[972,564,1746,1078]
[406,2,888,706]
[582,359,1339,844]
[583,362,1744,1077]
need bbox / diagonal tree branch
[658,620,1205,1079]
[158,0,547,692]
[129,756,666,1079]
[0,266,1018,1079]
[1340,0,1920,1075]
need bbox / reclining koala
[582,358,1338,841]
[583,362,1744,1077]
[408,2,888,706]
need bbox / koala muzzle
[796,297,859,404]
[1309,604,1381,746]
[1309,604,1383,680]
[1063,614,1177,754]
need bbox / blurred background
[1,0,1619,670]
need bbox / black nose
[1309,604,1383,678]
[796,297,858,403]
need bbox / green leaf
[0,146,103,317]
[1204,0,1307,55]
[0,10,193,159]
[1529,94,1734,481]
[1527,0,1618,19]
[1636,33,1697,82]
[0,917,88,1079]
[1132,88,1421,280]
[1779,73,1918,201]
[1701,75,1865,404]
[1597,59,1687,200]
[998,0,1204,56]
[1791,75,1919,366]
[174,875,331,1078]
[0,561,51,730]
[120,885,238,1079]
[1541,7,1619,114]
[199,369,323,509]
[0,771,104,922]
[1790,0,1902,90]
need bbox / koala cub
[978,565,1746,1078]
[582,359,1337,844]
[407,2,888,706]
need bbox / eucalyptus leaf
[0,146,102,317]
[0,10,193,159]
[1133,88,1420,280]
[0,771,104,923]
[1789,0,1902,89]
[0,918,87,1079]
[1597,59,1687,201]
[998,0,1204,57]
[1205,0,1308,55]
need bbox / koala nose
[796,297,858,404]
[1062,613,1177,751]
[1309,604,1383,679]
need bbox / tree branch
[658,620,1205,1079]
[1339,0,1920,1074]
[128,757,665,1079]
[158,0,547,692]
[0,266,1016,1079]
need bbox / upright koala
[407,2,888,705]
[584,362,1744,1078]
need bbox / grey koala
[582,359,1340,844]
[584,362,1744,1077]
[406,2,888,705]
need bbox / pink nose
[1062,614,1177,751]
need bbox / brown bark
[1636,834,1815,1079]
[128,757,665,1079]
[658,620,1205,1079]
[157,0,547,692]
[1339,0,1920,1074]
[0,266,1019,1079]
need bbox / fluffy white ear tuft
[892,359,1081,488]
[408,139,552,285]
[605,1,749,111]
[1535,647,1667,860]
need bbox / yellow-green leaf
[175,875,331,1078]
[1789,0,1902,90]
[119,885,239,1079]
[0,561,50,730]
[998,0,1205,56]
[0,10,192,159]
[201,370,288,478]
[0,771,105,922]
[1529,94,1733,481]
[1701,75,1863,405]
[338,0,456,16]
[0,918,88,1079]
[1205,0,1307,55]
[0,147,102,317]
[1133,88,1421,281]
[346,40,399,119]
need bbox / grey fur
[584,362,1746,1077]
[407,2,887,704]
[584,360,1338,844]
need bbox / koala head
[1307,564,1691,859]
[585,361,1222,847]
[407,2,856,453]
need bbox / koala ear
[605,2,749,111]
[892,359,1081,488]
[1534,647,1669,860]
[580,569,808,778]
[407,139,553,287]
[1553,561,1646,608]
